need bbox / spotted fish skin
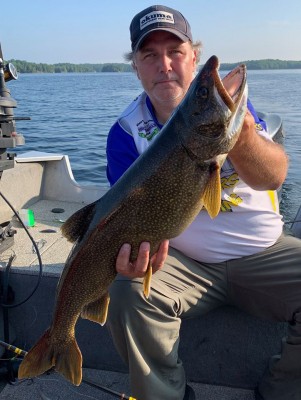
[18,55,248,386]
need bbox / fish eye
[196,87,208,98]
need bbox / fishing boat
[0,56,299,400]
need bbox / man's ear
[132,62,141,80]
[192,50,197,72]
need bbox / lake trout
[18,55,248,385]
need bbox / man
[106,5,301,400]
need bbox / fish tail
[55,338,83,385]
[18,328,83,386]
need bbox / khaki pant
[107,235,301,400]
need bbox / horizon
[7,58,301,66]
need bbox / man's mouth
[154,79,177,85]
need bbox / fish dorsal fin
[202,166,221,219]
[61,202,97,243]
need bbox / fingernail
[121,243,131,252]
[140,242,150,252]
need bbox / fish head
[177,55,248,161]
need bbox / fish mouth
[213,61,247,112]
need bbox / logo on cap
[140,11,175,31]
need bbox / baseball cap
[130,5,193,51]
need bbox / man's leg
[107,247,228,400]
[228,235,301,400]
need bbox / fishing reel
[0,43,28,173]
[3,62,18,82]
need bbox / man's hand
[116,240,169,278]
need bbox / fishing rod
[0,340,27,357]
[0,340,137,400]
[82,376,137,400]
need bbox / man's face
[133,31,197,110]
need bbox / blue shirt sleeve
[247,98,267,131]
[106,121,139,186]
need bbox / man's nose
[158,54,172,73]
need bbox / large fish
[18,55,248,386]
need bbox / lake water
[7,69,301,225]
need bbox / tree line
[6,58,301,74]
[7,60,133,73]
[219,59,301,71]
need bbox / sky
[1,0,301,65]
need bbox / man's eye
[171,50,181,55]
[144,53,155,59]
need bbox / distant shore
[7,59,301,74]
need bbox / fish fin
[61,202,97,243]
[81,293,110,326]
[143,262,152,299]
[18,329,54,380]
[18,328,83,386]
[55,339,82,385]
[202,166,221,219]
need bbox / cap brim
[133,28,191,52]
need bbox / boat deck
[0,368,256,400]
[0,199,83,277]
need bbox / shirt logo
[137,119,159,141]
[140,11,175,30]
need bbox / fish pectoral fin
[61,201,97,243]
[18,328,83,386]
[143,262,152,299]
[81,293,110,326]
[202,166,221,219]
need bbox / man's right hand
[116,240,169,279]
